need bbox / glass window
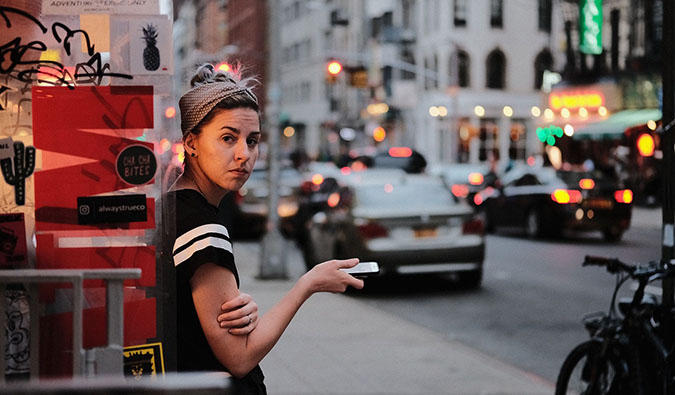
[538,0,552,32]
[509,121,527,161]
[479,119,499,162]
[454,0,467,27]
[534,49,553,89]
[486,49,506,89]
[355,183,455,209]
[457,50,470,87]
[490,0,503,28]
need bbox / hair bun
[190,63,239,88]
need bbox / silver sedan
[302,170,486,287]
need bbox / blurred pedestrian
[168,63,364,394]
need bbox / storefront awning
[572,109,662,140]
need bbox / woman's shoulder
[165,189,226,236]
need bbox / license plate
[414,227,438,238]
[584,199,613,209]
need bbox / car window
[354,182,455,209]
[509,174,540,187]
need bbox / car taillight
[468,172,484,185]
[451,184,469,198]
[551,189,582,204]
[356,221,388,239]
[614,189,633,204]
[462,218,485,235]
[579,178,595,190]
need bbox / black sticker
[116,144,157,186]
[77,194,147,225]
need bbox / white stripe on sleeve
[173,236,233,267]
[173,223,230,254]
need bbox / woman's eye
[247,139,259,147]
[223,135,234,143]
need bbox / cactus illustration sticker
[1,141,35,206]
[129,18,172,74]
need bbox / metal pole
[259,0,288,279]
[661,0,675,346]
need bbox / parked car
[299,169,486,287]
[476,165,633,241]
[430,163,499,205]
[351,147,427,174]
[222,165,303,240]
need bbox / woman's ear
[184,133,197,156]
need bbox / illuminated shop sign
[549,92,605,111]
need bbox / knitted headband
[178,81,259,137]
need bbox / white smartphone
[340,261,380,277]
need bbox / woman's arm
[218,293,259,335]
[190,258,364,378]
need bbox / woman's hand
[217,293,259,335]
[302,258,365,294]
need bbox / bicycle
[555,255,675,395]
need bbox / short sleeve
[173,222,237,284]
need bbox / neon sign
[549,92,605,111]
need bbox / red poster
[32,86,159,377]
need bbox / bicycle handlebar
[583,255,634,274]
[583,255,675,280]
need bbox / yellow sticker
[123,342,164,380]
[79,14,110,53]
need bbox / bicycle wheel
[555,341,624,395]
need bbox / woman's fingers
[334,258,360,269]
[220,292,252,312]
[224,312,259,335]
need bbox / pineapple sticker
[142,24,160,71]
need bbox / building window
[509,121,527,160]
[479,119,499,162]
[534,49,553,90]
[425,55,438,90]
[449,49,471,87]
[538,0,552,32]
[486,49,506,89]
[457,50,470,87]
[454,0,467,27]
[401,48,415,80]
[490,0,503,28]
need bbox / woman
[168,63,364,394]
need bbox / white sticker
[664,224,675,247]
[0,138,14,160]
[42,0,160,16]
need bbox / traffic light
[216,62,232,72]
[536,125,564,146]
[636,133,655,157]
[327,61,342,76]
[326,60,342,84]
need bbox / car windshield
[354,182,455,209]
[557,169,618,184]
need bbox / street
[240,207,662,385]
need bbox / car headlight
[277,201,299,218]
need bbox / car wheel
[458,268,483,289]
[602,226,623,242]
[525,210,540,238]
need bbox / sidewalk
[632,206,663,228]
[234,241,554,395]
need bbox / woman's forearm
[228,276,312,376]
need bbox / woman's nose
[234,140,250,162]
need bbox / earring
[191,152,196,157]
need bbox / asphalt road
[345,213,662,383]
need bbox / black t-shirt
[168,189,266,394]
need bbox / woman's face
[189,107,261,192]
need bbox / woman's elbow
[226,361,257,379]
